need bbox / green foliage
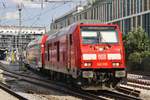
[128,52,141,64]
[141,57,150,70]
[123,27,150,71]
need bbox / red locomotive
[26,34,48,70]
[44,23,126,90]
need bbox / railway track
[3,71,142,100]
[0,63,142,100]
[94,90,141,100]
[116,85,141,97]
[0,63,108,100]
[127,74,150,90]
[0,82,28,100]
[0,69,108,100]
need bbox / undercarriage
[76,69,126,90]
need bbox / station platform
[0,60,10,65]
[0,60,25,72]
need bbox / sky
[0,0,87,31]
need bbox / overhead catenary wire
[30,3,67,27]
[0,0,86,27]
[0,1,70,25]
[29,0,86,26]
[0,0,6,8]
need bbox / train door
[44,43,50,69]
[47,43,51,68]
[66,34,72,72]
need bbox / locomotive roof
[47,22,119,42]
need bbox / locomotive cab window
[81,31,98,44]
[80,26,118,44]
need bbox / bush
[123,27,150,71]
[141,57,150,71]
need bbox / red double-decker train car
[26,34,48,70]
[44,23,126,90]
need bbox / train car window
[69,34,72,45]
[57,42,60,62]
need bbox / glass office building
[51,0,150,36]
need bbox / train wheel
[64,74,67,83]
[66,75,73,86]
[60,73,65,82]
[50,71,54,80]
[62,74,66,83]
[53,72,57,81]
[111,81,118,88]
[25,64,30,69]
[39,67,44,72]
[56,72,60,80]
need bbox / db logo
[98,54,106,60]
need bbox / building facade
[51,0,150,36]
[0,26,45,50]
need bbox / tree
[123,27,150,71]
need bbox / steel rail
[0,82,28,100]
[127,73,150,90]
[128,78,150,86]
[116,86,141,97]
[99,90,142,100]
[126,83,150,90]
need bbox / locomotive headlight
[112,62,120,67]
[99,48,104,51]
[84,63,88,66]
[116,63,120,66]
[84,62,92,67]
[41,44,44,48]
[83,54,96,60]
[107,54,121,60]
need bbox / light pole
[18,4,23,69]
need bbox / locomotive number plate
[115,71,126,77]
[82,71,93,78]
